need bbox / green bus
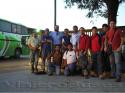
[0,19,30,58]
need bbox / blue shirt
[62,35,71,46]
[41,35,52,49]
[50,31,63,45]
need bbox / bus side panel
[4,34,20,57]
[0,32,5,57]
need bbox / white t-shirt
[70,32,80,46]
[63,51,76,64]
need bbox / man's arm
[28,38,38,51]
[104,34,108,52]
[100,36,105,52]
[116,35,124,52]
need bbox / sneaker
[84,70,88,75]
[48,73,53,76]
[34,68,38,73]
[99,75,105,80]
[102,72,106,78]
[90,71,97,77]
[115,78,121,82]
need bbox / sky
[0,0,125,31]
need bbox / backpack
[65,50,76,57]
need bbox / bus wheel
[15,49,21,59]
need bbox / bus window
[12,24,17,33]
[21,26,28,35]
[17,25,21,34]
[0,20,11,32]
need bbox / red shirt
[91,34,101,53]
[79,34,90,51]
[106,28,123,50]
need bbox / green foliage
[64,0,125,19]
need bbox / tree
[65,0,125,24]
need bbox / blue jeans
[42,46,51,58]
[92,52,103,74]
[30,50,39,71]
[109,51,122,78]
[64,62,76,76]
[48,63,61,75]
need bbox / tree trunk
[105,0,119,24]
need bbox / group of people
[28,20,124,82]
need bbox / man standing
[62,28,71,53]
[100,24,110,78]
[28,32,40,73]
[78,27,90,78]
[41,28,52,72]
[105,20,124,82]
[70,25,80,50]
[91,27,104,79]
[50,25,63,48]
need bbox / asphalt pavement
[0,57,125,92]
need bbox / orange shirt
[106,28,123,50]
[79,34,90,51]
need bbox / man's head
[73,25,78,33]
[44,28,49,35]
[64,28,69,35]
[55,45,60,51]
[79,27,85,35]
[92,26,97,35]
[54,25,59,32]
[109,20,116,29]
[67,43,73,50]
[102,24,108,32]
[32,32,37,38]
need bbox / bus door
[21,35,30,55]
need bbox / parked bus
[0,19,30,58]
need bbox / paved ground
[0,57,125,92]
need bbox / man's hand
[104,47,107,52]
[31,47,37,51]
[83,50,87,55]
[80,50,83,54]
[46,40,52,43]
[116,46,122,52]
